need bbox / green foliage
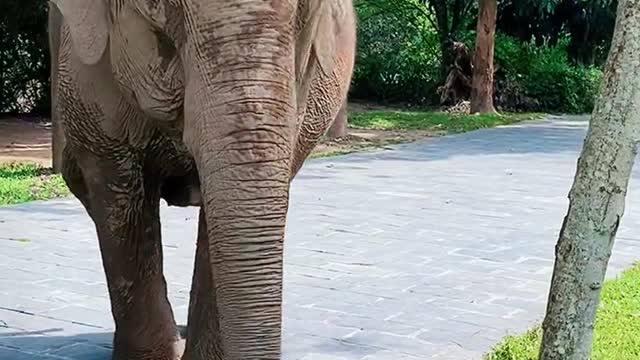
[520,52,602,113]
[0,0,610,115]
[498,0,617,67]
[351,1,606,113]
[458,32,603,113]
[0,162,48,179]
[506,38,603,113]
[0,0,50,114]
[0,162,69,205]
[350,0,442,103]
[485,328,542,360]
[485,264,640,360]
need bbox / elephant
[47,0,356,359]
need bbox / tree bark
[429,0,451,77]
[469,0,497,114]
[48,4,65,173]
[327,101,348,139]
[539,1,640,359]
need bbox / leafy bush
[507,37,603,113]
[522,52,602,113]
[0,0,50,114]
[461,32,603,113]
[353,6,603,114]
[350,2,442,104]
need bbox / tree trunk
[439,34,453,78]
[48,4,65,173]
[327,101,348,139]
[539,1,640,359]
[470,0,497,114]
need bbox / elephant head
[51,0,355,358]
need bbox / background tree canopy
[0,0,50,114]
[0,0,616,115]
[352,0,615,112]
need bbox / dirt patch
[312,128,443,158]
[0,116,52,167]
[0,114,441,166]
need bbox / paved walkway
[3,115,640,360]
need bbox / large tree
[539,0,640,358]
[470,0,497,113]
[357,0,475,75]
[0,0,50,114]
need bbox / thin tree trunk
[327,101,348,139]
[470,0,497,114]
[539,1,640,359]
[49,4,65,173]
[439,34,453,78]
[428,0,452,78]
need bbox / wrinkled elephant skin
[48,0,356,359]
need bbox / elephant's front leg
[74,153,182,360]
[182,209,223,359]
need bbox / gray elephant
[47,0,356,359]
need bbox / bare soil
[0,116,52,167]
[313,128,441,158]
[311,101,443,157]
[0,112,440,167]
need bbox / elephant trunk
[182,1,297,358]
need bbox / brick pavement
[2,115,640,359]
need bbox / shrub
[0,0,50,114]
[350,3,442,104]
[515,38,603,113]
[461,32,603,113]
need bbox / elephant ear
[296,0,346,79]
[50,0,109,65]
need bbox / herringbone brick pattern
[2,115,640,359]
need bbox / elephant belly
[146,128,201,207]
[160,172,201,207]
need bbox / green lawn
[0,162,70,206]
[486,264,640,360]
[349,110,542,132]
[305,110,542,158]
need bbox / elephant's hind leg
[60,145,90,209]
[73,151,182,360]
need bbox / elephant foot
[112,333,185,360]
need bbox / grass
[485,264,640,360]
[0,162,70,206]
[305,110,542,159]
[349,110,542,132]
[308,149,359,159]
